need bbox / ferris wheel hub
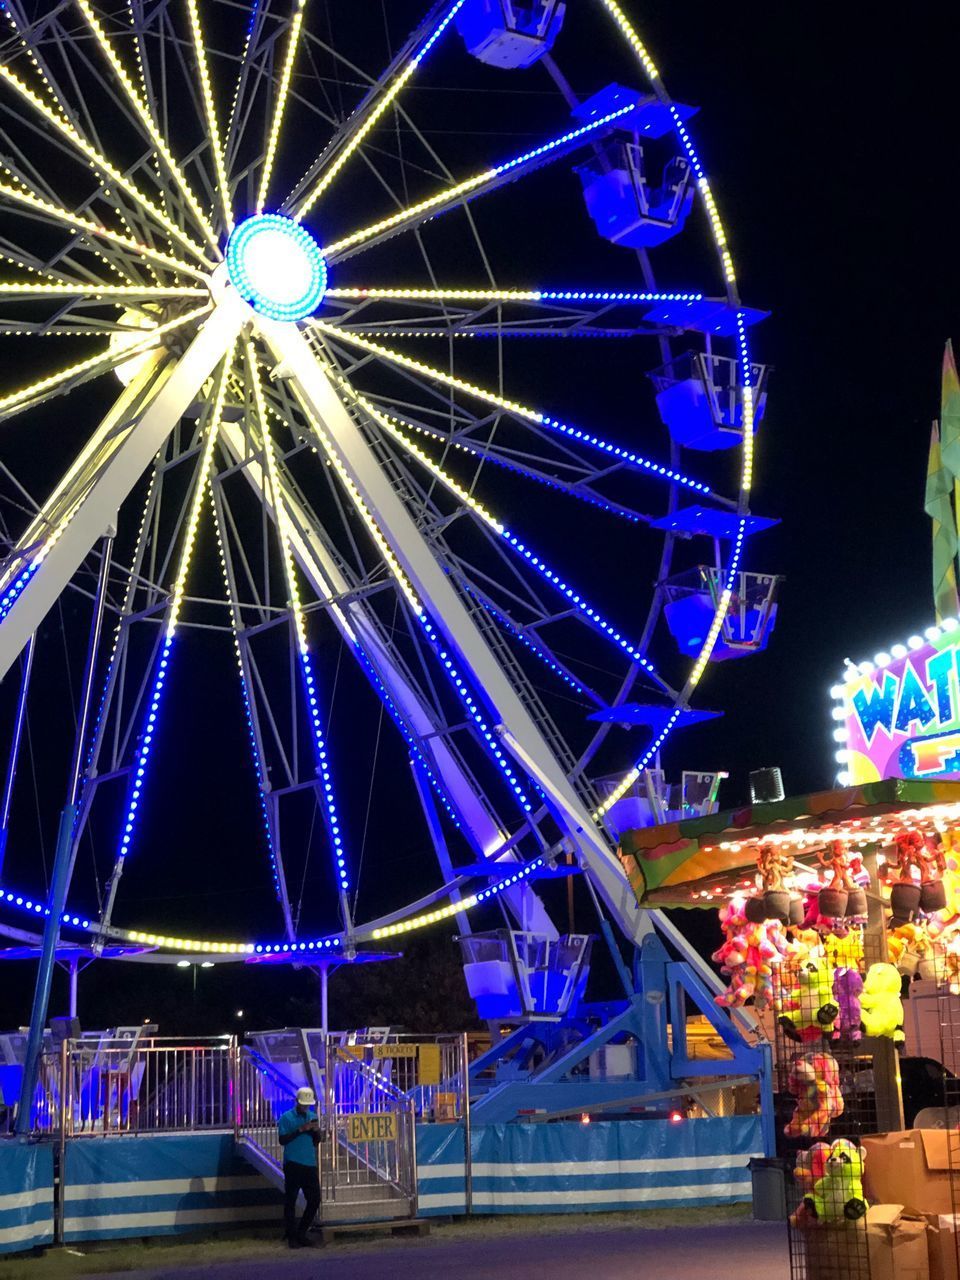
[225,214,328,322]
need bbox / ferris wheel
[0,0,775,975]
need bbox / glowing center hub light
[226,214,328,322]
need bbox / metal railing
[32,1037,234,1136]
[328,1033,468,1122]
[325,1044,417,1212]
[234,1047,297,1170]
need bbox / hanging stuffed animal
[789,1142,831,1226]
[783,1050,844,1139]
[712,903,794,1013]
[860,962,905,1041]
[831,966,863,1042]
[778,958,838,1042]
[803,1138,868,1222]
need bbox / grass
[0,1204,753,1277]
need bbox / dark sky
[2,3,960,1030]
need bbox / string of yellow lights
[0,303,210,422]
[0,64,211,266]
[256,0,308,215]
[0,178,208,281]
[74,0,219,253]
[184,0,234,234]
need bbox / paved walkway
[97,1222,789,1280]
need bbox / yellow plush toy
[860,962,904,1042]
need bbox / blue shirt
[278,1106,318,1167]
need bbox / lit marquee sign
[831,620,960,784]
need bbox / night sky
[1,3,959,1034]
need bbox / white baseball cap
[296,1087,316,1106]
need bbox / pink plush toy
[712,903,794,1013]
[831,966,863,1042]
[783,1051,844,1140]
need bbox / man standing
[277,1085,323,1248]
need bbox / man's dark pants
[283,1160,321,1241]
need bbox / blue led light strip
[317,324,711,495]
[374,410,643,524]
[0,848,548,952]
[291,395,539,823]
[351,645,462,831]
[365,401,666,685]
[0,560,38,623]
[210,494,286,906]
[298,647,350,895]
[462,585,595,701]
[413,0,468,62]
[418,614,534,815]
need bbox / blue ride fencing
[416,1116,763,1216]
[61,1133,282,1242]
[0,1143,54,1254]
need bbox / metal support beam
[217,416,557,939]
[0,635,34,877]
[261,322,615,926]
[0,293,249,681]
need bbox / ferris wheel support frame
[216,415,557,938]
[260,321,645,913]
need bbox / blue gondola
[577,142,694,249]
[663,567,779,661]
[456,0,566,69]
[649,351,769,452]
[459,930,591,1020]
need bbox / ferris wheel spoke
[245,339,353,926]
[321,96,644,263]
[0,302,211,427]
[97,351,236,943]
[256,318,630,868]
[217,404,555,933]
[310,320,712,498]
[357,393,671,696]
[455,577,604,708]
[73,0,220,253]
[289,0,466,220]
[0,292,246,682]
[255,0,308,216]
[0,63,213,268]
[0,177,210,283]
[352,395,655,526]
[183,0,233,234]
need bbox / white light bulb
[874,652,891,667]
[833,728,847,742]
[835,749,849,764]
[831,707,846,721]
[829,684,845,699]
[891,644,908,660]
[837,771,851,786]
[857,660,875,675]
[908,635,924,650]
[926,626,942,641]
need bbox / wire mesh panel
[771,933,874,1280]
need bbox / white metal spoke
[292,0,466,220]
[184,0,234,233]
[256,0,308,215]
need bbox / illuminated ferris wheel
[0,0,775,967]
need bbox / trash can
[747,1156,788,1221]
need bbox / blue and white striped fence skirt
[63,1134,282,1242]
[0,1144,54,1253]
[417,1117,762,1216]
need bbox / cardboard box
[800,1206,929,1280]
[927,1214,960,1280]
[867,1205,929,1280]
[863,1130,960,1216]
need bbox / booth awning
[618,778,960,907]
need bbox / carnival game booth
[619,776,960,1280]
